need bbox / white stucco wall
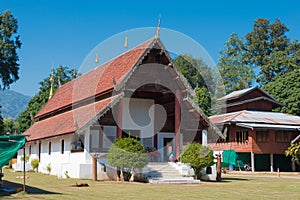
[122,98,154,147]
[15,98,157,179]
[15,133,100,179]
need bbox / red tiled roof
[35,38,154,119]
[26,95,120,141]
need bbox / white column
[202,129,208,147]
[251,152,255,172]
[270,154,274,172]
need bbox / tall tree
[244,18,296,85]
[18,66,75,133]
[174,54,222,115]
[263,69,300,116]
[218,18,300,95]
[174,54,206,89]
[0,10,21,89]
[218,33,255,94]
[0,10,21,134]
[194,86,211,116]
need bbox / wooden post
[216,153,222,182]
[117,99,123,139]
[292,161,296,172]
[92,155,97,181]
[154,100,158,149]
[23,147,26,192]
[175,90,181,161]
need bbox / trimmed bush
[181,142,214,179]
[31,159,39,172]
[107,137,148,181]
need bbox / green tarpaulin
[222,150,238,168]
[0,135,26,169]
[222,150,244,169]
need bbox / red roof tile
[26,95,119,141]
[35,38,154,119]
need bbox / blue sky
[1,0,299,96]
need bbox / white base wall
[15,133,106,179]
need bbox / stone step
[149,179,200,184]
[143,162,196,184]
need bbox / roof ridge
[228,110,245,121]
[35,38,155,119]
[50,37,155,92]
[89,37,155,75]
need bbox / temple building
[209,87,300,172]
[16,36,220,179]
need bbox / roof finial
[95,52,99,63]
[73,66,77,79]
[155,15,161,39]
[124,33,128,48]
[49,67,54,99]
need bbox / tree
[219,18,300,89]
[218,33,255,94]
[2,118,18,135]
[0,10,21,89]
[0,10,21,134]
[194,86,211,116]
[107,137,148,181]
[174,55,205,89]
[174,54,221,115]
[244,18,298,85]
[285,142,300,165]
[262,69,300,116]
[18,66,75,133]
[180,142,214,179]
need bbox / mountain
[0,90,31,120]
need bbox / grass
[1,168,300,200]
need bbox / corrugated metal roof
[209,110,300,125]
[218,87,254,101]
[236,123,300,130]
[217,86,279,103]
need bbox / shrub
[46,163,51,174]
[64,171,70,178]
[31,159,39,172]
[107,137,148,181]
[181,143,214,179]
[20,153,30,163]
[285,142,300,165]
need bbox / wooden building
[209,87,300,172]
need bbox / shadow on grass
[221,177,250,182]
[0,180,61,197]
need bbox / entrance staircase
[143,162,200,184]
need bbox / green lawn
[1,168,300,200]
